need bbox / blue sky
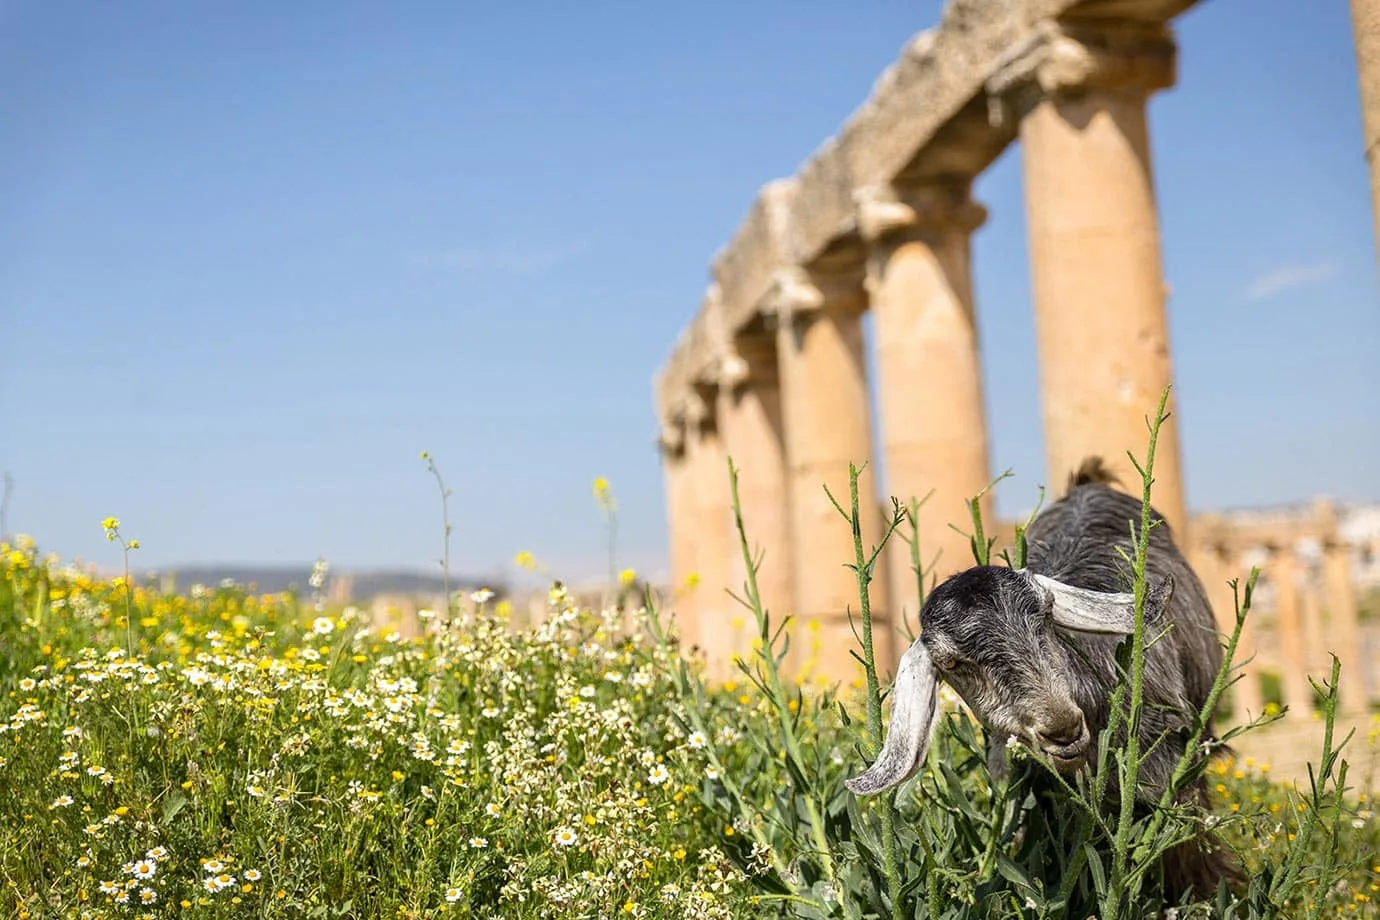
[2,0,1377,587]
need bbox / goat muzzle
[1035,719,1091,773]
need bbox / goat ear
[1026,571,1175,635]
[844,639,939,796]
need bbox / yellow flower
[593,477,612,506]
[618,568,637,587]
[514,551,536,571]
[102,517,120,532]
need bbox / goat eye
[933,654,961,672]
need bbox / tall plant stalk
[421,451,453,618]
[1099,386,1172,920]
[729,458,838,884]
[832,464,906,919]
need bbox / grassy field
[3,424,1379,917]
[1,532,1378,919]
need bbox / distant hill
[140,565,506,604]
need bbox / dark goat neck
[1024,484,1174,594]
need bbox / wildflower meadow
[3,398,1379,919]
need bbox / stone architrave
[857,180,994,625]
[1271,545,1314,718]
[772,267,893,684]
[1322,540,1366,713]
[707,335,795,683]
[989,21,1189,537]
[1354,0,1380,265]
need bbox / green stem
[727,458,837,882]
[1103,385,1171,920]
[845,465,904,919]
[641,585,798,887]
[905,492,934,641]
[423,454,453,618]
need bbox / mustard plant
[101,515,139,656]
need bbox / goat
[846,456,1242,903]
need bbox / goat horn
[1025,571,1175,635]
[845,639,939,796]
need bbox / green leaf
[160,789,188,826]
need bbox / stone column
[1300,570,1325,674]
[991,22,1188,535]
[1322,540,1365,713]
[710,334,795,682]
[657,410,699,644]
[1271,545,1313,718]
[772,267,893,684]
[681,391,733,668]
[1353,0,1380,264]
[857,181,994,625]
[1198,541,1264,722]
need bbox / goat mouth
[1039,731,1091,773]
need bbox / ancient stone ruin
[651,0,1380,732]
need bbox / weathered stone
[774,270,892,677]
[714,180,801,335]
[788,135,860,268]
[1014,28,1187,535]
[860,180,994,619]
[710,332,794,680]
[849,2,1022,190]
[1354,0,1380,266]
[653,286,723,425]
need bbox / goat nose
[1035,714,1085,747]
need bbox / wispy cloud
[401,240,591,277]
[1241,260,1339,302]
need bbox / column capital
[713,352,751,390]
[762,266,866,329]
[682,389,711,430]
[713,332,779,392]
[656,415,686,458]
[854,181,988,245]
[985,19,1177,125]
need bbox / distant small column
[990,22,1188,535]
[1300,569,1325,674]
[773,267,892,683]
[1353,0,1380,264]
[857,180,994,624]
[1199,541,1264,721]
[711,334,795,681]
[1322,539,1366,713]
[1271,545,1313,718]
